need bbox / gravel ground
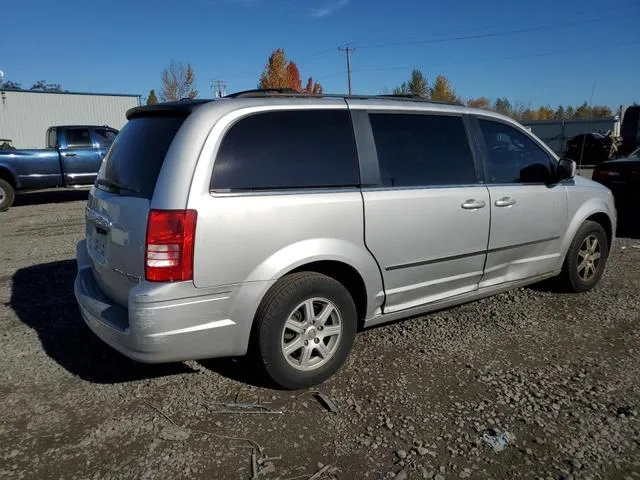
[1,190,639,480]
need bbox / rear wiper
[95,178,142,195]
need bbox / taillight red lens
[145,209,197,282]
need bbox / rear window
[210,110,359,191]
[96,116,185,199]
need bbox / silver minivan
[75,90,616,389]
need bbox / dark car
[565,132,613,166]
[592,146,640,217]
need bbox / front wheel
[0,178,15,212]
[254,272,357,390]
[558,220,609,292]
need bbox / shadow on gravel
[9,260,194,383]
[198,358,277,389]
[617,214,640,240]
[13,190,89,207]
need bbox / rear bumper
[74,240,270,363]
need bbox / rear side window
[66,128,92,148]
[211,110,359,191]
[47,129,57,149]
[369,113,476,187]
[94,128,117,148]
[96,116,185,199]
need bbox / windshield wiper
[95,178,142,195]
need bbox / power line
[318,40,640,79]
[337,45,355,95]
[356,11,640,50]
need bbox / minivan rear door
[350,105,491,314]
[85,115,187,307]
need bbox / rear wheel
[0,178,15,212]
[254,272,357,389]
[558,220,609,292]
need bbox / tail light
[145,209,197,282]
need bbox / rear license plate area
[89,226,109,264]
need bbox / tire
[558,220,609,292]
[0,178,15,212]
[254,272,357,390]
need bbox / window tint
[94,128,117,148]
[65,128,92,148]
[479,119,553,184]
[96,116,186,199]
[211,110,359,191]
[368,113,476,187]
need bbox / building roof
[0,88,141,98]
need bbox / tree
[494,97,512,117]
[409,69,428,97]
[536,105,554,120]
[574,102,592,119]
[554,106,566,120]
[259,49,322,93]
[430,75,459,102]
[467,97,491,109]
[285,62,302,92]
[259,49,288,89]
[565,106,575,119]
[160,61,198,102]
[30,80,64,92]
[304,77,313,94]
[392,69,428,97]
[591,105,613,118]
[0,80,21,89]
[147,89,158,105]
[392,82,410,95]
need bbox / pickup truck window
[94,128,117,148]
[47,129,57,149]
[66,128,92,149]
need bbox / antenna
[578,80,597,171]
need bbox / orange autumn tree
[285,62,302,92]
[259,48,323,93]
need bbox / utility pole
[338,45,355,95]
[211,79,227,98]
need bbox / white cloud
[311,0,350,17]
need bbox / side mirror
[556,158,576,181]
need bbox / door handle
[64,153,77,157]
[495,197,516,207]
[461,199,486,210]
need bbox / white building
[0,89,140,148]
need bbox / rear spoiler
[126,99,214,120]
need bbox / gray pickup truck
[0,125,118,211]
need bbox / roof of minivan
[125,92,514,124]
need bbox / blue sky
[2,0,639,108]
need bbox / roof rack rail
[225,88,303,98]
[374,93,463,106]
[223,88,464,106]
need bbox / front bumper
[74,240,265,363]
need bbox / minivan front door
[474,117,567,287]
[357,110,490,314]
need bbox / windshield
[96,116,186,199]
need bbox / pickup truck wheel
[0,178,15,212]
[254,272,357,390]
[559,220,609,292]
